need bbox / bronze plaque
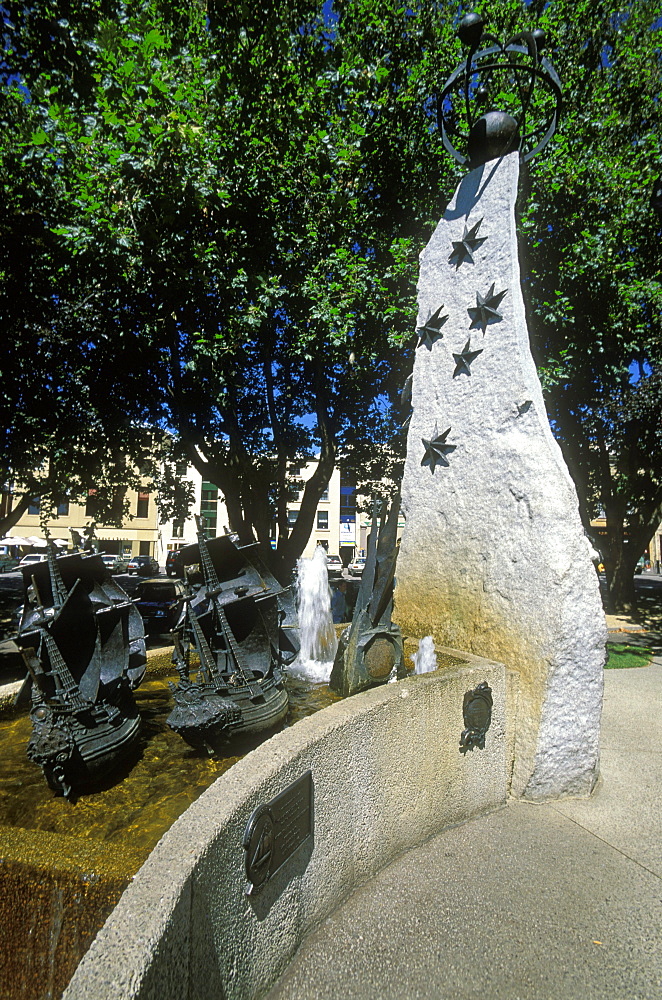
[459,681,493,754]
[243,770,313,894]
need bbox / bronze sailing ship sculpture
[166,517,291,751]
[14,538,146,798]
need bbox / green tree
[0,48,163,536]
[521,0,662,611]
[2,1,459,570]
[3,1,661,605]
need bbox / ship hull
[228,677,290,735]
[168,673,289,751]
[28,698,141,796]
[168,531,295,751]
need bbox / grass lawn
[605,641,654,669]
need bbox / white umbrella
[52,538,69,548]
[26,536,48,547]
[0,535,30,546]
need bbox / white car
[18,553,45,568]
[101,554,127,573]
[348,556,366,576]
[326,554,344,579]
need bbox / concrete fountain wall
[64,654,516,1000]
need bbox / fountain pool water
[289,546,338,683]
[0,651,340,1000]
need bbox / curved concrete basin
[65,652,515,1000]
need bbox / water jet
[290,546,337,682]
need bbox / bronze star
[467,282,507,333]
[452,339,483,377]
[416,306,449,350]
[449,219,487,269]
[421,423,456,472]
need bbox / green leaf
[30,129,49,145]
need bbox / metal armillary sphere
[438,12,562,168]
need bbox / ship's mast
[188,604,223,687]
[44,530,68,610]
[194,515,261,695]
[195,514,221,592]
[23,568,87,712]
[39,630,88,712]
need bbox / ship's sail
[167,522,290,750]
[14,546,147,796]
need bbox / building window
[56,500,69,516]
[320,487,329,502]
[201,482,218,504]
[200,481,218,534]
[139,540,151,556]
[317,510,329,530]
[28,497,41,516]
[340,486,355,514]
[287,510,298,526]
[136,491,150,518]
[172,520,184,538]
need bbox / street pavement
[267,655,662,1000]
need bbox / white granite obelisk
[395,152,606,800]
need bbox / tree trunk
[0,492,35,539]
[276,451,336,575]
[600,485,662,615]
[183,441,254,543]
[276,370,337,575]
[601,521,657,615]
[603,552,638,614]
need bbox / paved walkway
[267,657,662,1000]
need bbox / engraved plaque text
[243,770,313,894]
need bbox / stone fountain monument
[395,14,607,801]
[49,20,610,1000]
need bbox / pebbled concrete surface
[266,663,662,1000]
[554,657,662,879]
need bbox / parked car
[18,553,46,569]
[134,578,187,633]
[166,550,185,578]
[326,554,344,579]
[348,556,366,576]
[101,554,128,574]
[127,555,159,577]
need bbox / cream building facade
[284,464,342,559]
[4,461,369,568]
[7,488,161,561]
[648,529,662,571]
[5,467,231,570]
[159,462,345,563]
[157,466,230,567]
